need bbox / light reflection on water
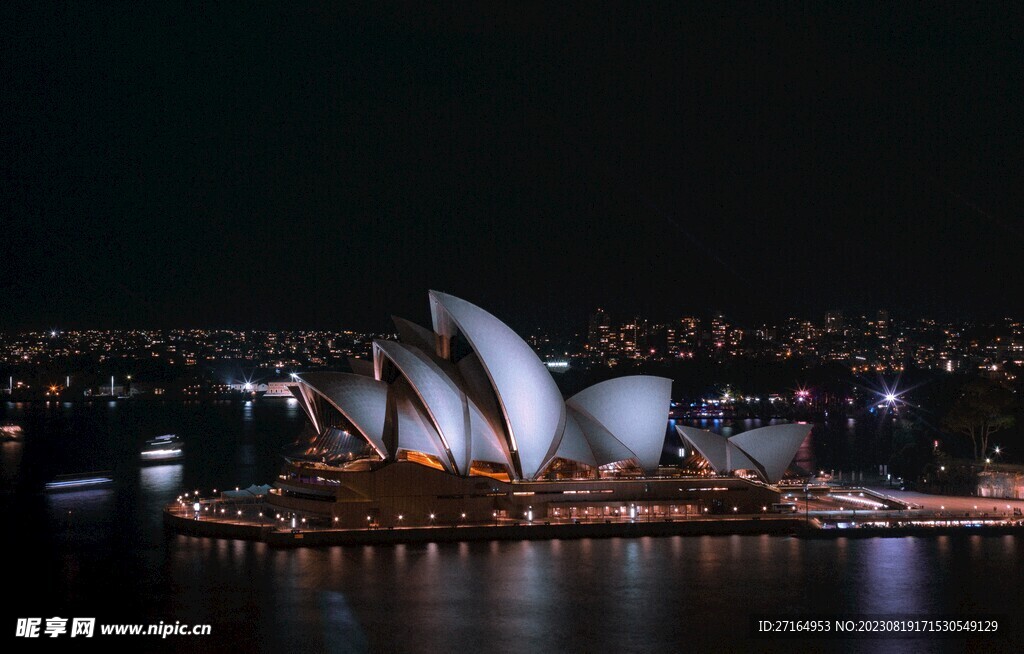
[167,533,1014,654]
[3,401,1024,652]
[140,462,184,496]
[0,441,24,488]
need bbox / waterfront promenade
[163,499,811,547]
[163,485,1024,547]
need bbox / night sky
[2,3,1022,332]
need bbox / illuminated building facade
[266,292,805,527]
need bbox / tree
[942,379,1016,461]
[888,415,937,485]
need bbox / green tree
[941,379,1016,461]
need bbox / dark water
[2,401,1023,653]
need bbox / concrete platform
[164,507,810,547]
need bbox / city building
[824,310,844,334]
[587,308,615,358]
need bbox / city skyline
[3,302,1023,334]
[3,305,1020,381]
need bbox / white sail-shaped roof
[392,384,452,471]
[373,340,469,474]
[467,401,511,469]
[569,405,638,467]
[288,383,319,434]
[567,376,672,474]
[675,426,758,473]
[551,410,598,468]
[676,426,728,471]
[456,353,515,469]
[429,291,565,480]
[294,372,389,459]
[676,423,811,483]
[392,316,438,356]
[347,357,375,378]
[728,423,812,484]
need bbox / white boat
[44,472,114,492]
[141,434,184,463]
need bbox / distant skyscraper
[587,309,614,356]
[709,312,728,349]
[728,328,744,348]
[667,317,700,357]
[824,310,844,334]
[875,310,890,338]
[619,318,647,358]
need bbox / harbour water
[2,400,1022,652]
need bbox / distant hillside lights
[581,310,1020,374]
[0,313,1019,384]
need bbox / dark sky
[2,3,1022,332]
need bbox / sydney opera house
[266,291,810,527]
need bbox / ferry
[44,472,114,492]
[0,422,23,441]
[141,434,184,463]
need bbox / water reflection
[140,463,183,496]
[860,538,928,614]
[0,441,24,488]
[46,487,114,518]
[5,401,1024,652]
[132,532,1024,651]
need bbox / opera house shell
[269,292,810,527]
[288,291,673,480]
[675,424,811,485]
